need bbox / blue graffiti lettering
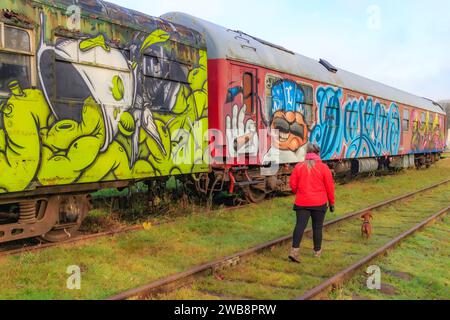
[271,80,305,116]
[311,86,401,160]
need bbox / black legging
[292,206,327,251]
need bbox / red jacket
[290,153,335,207]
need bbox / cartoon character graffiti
[263,80,313,164]
[0,13,208,193]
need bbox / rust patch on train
[0,9,33,28]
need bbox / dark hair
[307,143,321,155]
[306,143,321,169]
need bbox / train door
[226,63,259,160]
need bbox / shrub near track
[0,159,449,300]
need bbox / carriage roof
[162,12,445,115]
[31,0,206,49]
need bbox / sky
[107,0,450,101]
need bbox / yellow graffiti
[111,75,125,101]
[0,86,50,192]
[146,49,209,174]
[140,29,171,54]
[79,34,110,52]
[0,34,208,193]
[39,97,106,185]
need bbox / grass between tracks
[0,160,449,300]
[326,216,450,300]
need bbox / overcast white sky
[108,0,450,101]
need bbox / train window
[143,55,190,84]
[0,24,33,96]
[265,74,282,118]
[304,104,315,126]
[0,52,31,96]
[419,112,427,130]
[243,72,254,114]
[4,26,31,52]
[403,109,410,132]
[298,83,314,126]
[300,84,314,105]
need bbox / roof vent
[432,101,445,112]
[319,59,338,73]
[228,29,294,55]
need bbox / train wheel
[39,195,90,243]
[243,184,267,203]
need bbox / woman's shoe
[289,248,301,263]
[314,249,322,258]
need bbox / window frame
[51,36,135,109]
[242,72,255,115]
[0,22,36,96]
[54,35,131,73]
[298,82,315,126]
[402,108,410,132]
[428,113,434,131]
[142,53,191,85]
[265,73,282,119]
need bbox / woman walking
[289,143,335,263]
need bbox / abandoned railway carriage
[0,1,447,244]
[0,0,210,243]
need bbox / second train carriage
[163,12,448,202]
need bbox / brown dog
[361,212,374,238]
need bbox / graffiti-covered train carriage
[0,0,209,243]
[0,1,447,244]
[163,12,447,202]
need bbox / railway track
[0,199,261,258]
[0,168,437,257]
[296,206,449,300]
[107,179,450,300]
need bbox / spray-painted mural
[263,79,313,164]
[411,111,445,152]
[0,13,208,193]
[224,77,314,164]
[310,86,401,160]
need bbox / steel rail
[106,178,450,300]
[296,206,450,300]
[0,200,261,257]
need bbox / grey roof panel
[162,12,445,115]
